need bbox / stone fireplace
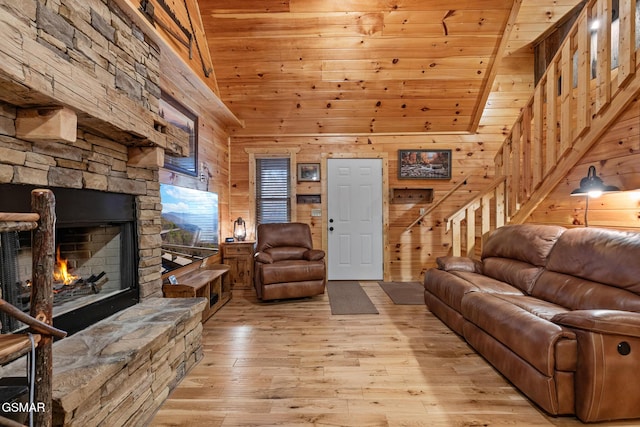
[0,130,163,334]
[0,1,225,424]
[0,184,140,335]
[0,0,191,334]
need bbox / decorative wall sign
[160,92,198,176]
[398,149,451,179]
[297,163,320,182]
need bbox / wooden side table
[222,241,255,290]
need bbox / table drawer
[224,244,253,256]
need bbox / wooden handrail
[444,0,640,257]
[0,414,28,427]
[0,212,40,222]
[0,212,40,232]
[496,0,640,224]
[404,174,471,231]
[443,177,507,257]
[0,299,67,339]
[445,177,506,225]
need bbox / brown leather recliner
[254,222,326,300]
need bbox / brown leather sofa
[424,224,640,422]
[254,222,326,300]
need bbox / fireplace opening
[0,184,139,335]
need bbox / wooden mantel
[0,6,180,150]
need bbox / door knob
[329,227,334,231]
[329,218,334,223]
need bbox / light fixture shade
[570,165,620,197]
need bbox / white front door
[327,158,383,280]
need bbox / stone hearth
[1,298,206,426]
[52,298,206,426]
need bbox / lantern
[233,217,247,241]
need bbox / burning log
[85,272,108,294]
[51,271,108,302]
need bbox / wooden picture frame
[297,163,320,182]
[160,91,198,177]
[398,149,452,180]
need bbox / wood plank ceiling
[196,0,583,137]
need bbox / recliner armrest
[303,249,325,261]
[436,256,482,273]
[552,310,640,338]
[551,309,640,422]
[254,251,274,264]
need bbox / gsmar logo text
[2,402,46,413]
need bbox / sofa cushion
[544,227,640,295]
[424,269,523,313]
[532,271,640,312]
[264,246,308,262]
[257,222,313,251]
[481,257,544,294]
[461,292,576,376]
[260,259,325,285]
[482,224,566,266]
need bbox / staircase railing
[404,174,471,232]
[445,177,506,257]
[445,0,640,257]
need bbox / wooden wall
[158,64,234,244]
[527,98,640,230]
[226,43,535,282]
[230,134,504,281]
[228,88,639,282]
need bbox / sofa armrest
[552,310,640,338]
[552,309,640,422]
[303,249,325,261]
[254,251,273,264]
[436,256,482,273]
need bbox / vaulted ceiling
[142,0,580,136]
[190,0,583,137]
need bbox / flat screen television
[160,183,219,272]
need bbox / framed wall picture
[160,91,198,176]
[297,163,320,182]
[398,149,452,179]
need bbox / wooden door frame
[322,153,390,281]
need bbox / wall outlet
[419,208,426,215]
[311,209,322,217]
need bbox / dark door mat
[327,281,379,314]
[378,282,425,305]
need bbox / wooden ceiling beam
[469,0,523,133]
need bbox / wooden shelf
[391,188,433,204]
[162,264,231,321]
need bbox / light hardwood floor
[150,283,637,427]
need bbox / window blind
[256,158,291,225]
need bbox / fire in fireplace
[0,184,139,335]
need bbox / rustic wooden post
[30,189,55,427]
